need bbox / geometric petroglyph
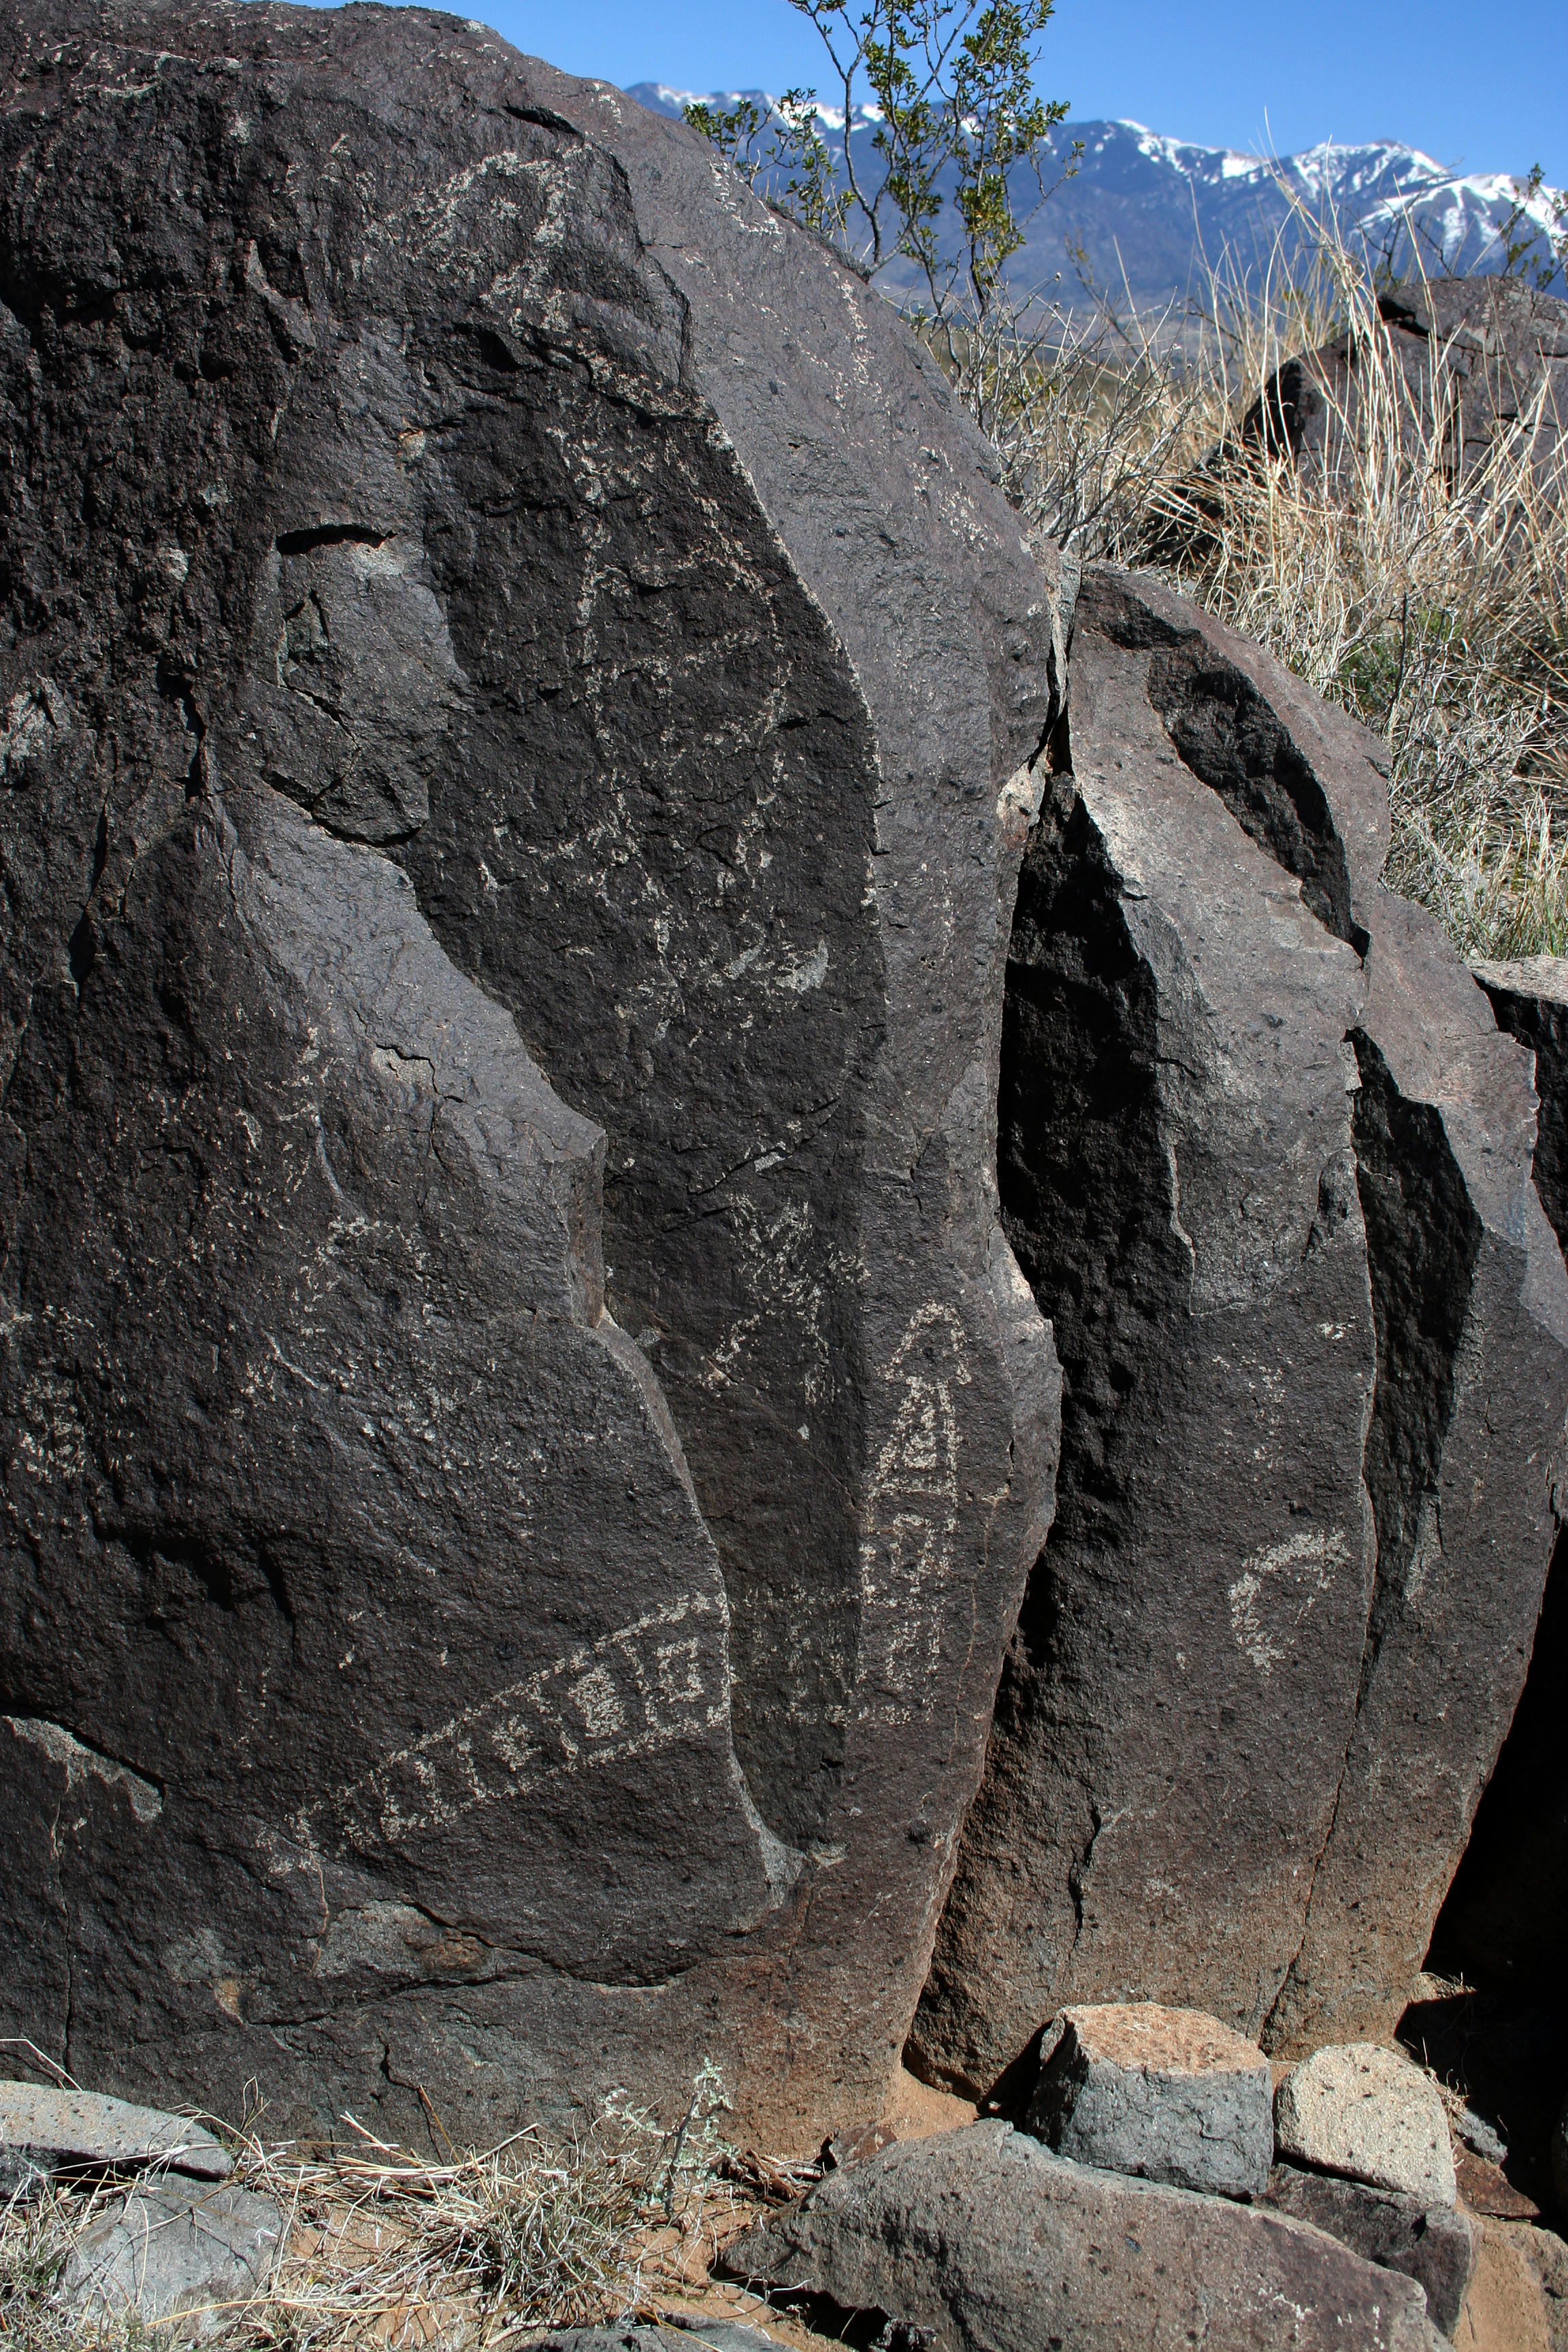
[857,1303,971,1717]
[1228,1526,1352,1678]
[307,1590,730,1852]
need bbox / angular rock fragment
[0,2082,231,2183]
[1264,2161,1475,2337]
[62,2180,284,2340]
[0,1,1060,2145]
[724,2119,1439,2352]
[1275,2044,1457,2204]
[1026,2002,1272,2198]
[914,565,1568,2089]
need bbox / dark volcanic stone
[910,566,1380,2091]
[1269,882,1568,2051]
[1425,958,1568,2007]
[1263,2161,1476,2337]
[1239,276,1568,491]
[912,566,1568,2093]
[1470,957,1568,1261]
[723,2119,1439,2352]
[0,1,1061,2145]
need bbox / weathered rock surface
[0,2082,230,2182]
[724,2119,1440,2352]
[1267,882,1568,2051]
[1264,2161,1475,2337]
[0,0,1062,2145]
[1472,958,1568,1252]
[1026,2002,1271,2198]
[913,564,1568,2091]
[1275,2044,1457,2204]
[1239,277,1568,491]
[1429,1527,1568,2001]
[1520,2223,1568,2352]
[1428,960,1568,2004]
[61,2180,283,2338]
[912,566,1381,2088]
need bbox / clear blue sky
[351,0,1567,184]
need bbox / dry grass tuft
[0,2070,795,2350]
[950,215,1568,958]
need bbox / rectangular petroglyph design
[307,1592,730,1852]
[858,1304,970,1718]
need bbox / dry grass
[0,2071,813,2350]
[951,218,1568,959]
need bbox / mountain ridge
[625,84,1567,308]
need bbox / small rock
[821,2121,898,2172]
[0,2082,231,2181]
[1453,2106,1508,2168]
[1455,2144,1542,2221]
[1274,2044,1456,2204]
[1554,2093,1568,2215]
[660,2323,790,2352]
[1264,2160,1475,2335]
[1027,2003,1273,2198]
[525,2331,789,2352]
[723,2118,1438,2352]
[61,2179,283,2339]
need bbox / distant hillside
[625,85,1567,311]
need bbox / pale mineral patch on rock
[1274,2043,1458,2204]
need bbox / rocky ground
[4,2036,1567,2346]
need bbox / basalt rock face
[0,0,1060,2144]
[911,568,1568,2095]
[1426,956,1568,2001]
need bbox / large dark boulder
[723,2120,1441,2352]
[911,567,1568,2093]
[0,0,1061,2146]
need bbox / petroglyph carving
[1228,1527,1352,1676]
[310,1592,730,1853]
[858,1305,971,1715]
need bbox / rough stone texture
[723,2119,1440,2352]
[1026,2002,1272,2198]
[1429,1528,1568,1999]
[1471,959,1568,1252]
[912,566,1379,2090]
[1267,881,1568,2052]
[912,562,1568,2091]
[0,1,1062,2146]
[1428,962,1568,2003]
[1239,277,1568,491]
[1264,2159,1476,2336]
[1520,2225,1568,2352]
[61,2179,283,2338]
[1275,2044,1458,2205]
[0,2082,231,2180]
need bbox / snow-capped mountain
[625,86,1566,308]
